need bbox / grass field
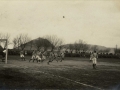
[0,55,120,90]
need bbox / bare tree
[57,38,64,52]
[44,35,64,51]
[13,35,21,50]
[74,39,89,53]
[74,41,79,53]
[82,42,89,52]
[13,34,31,50]
[77,40,82,52]
[19,34,31,50]
[42,38,52,51]
[91,45,98,51]
[68,44,74,53]
[29,40,33,50]
[13,38,18,49]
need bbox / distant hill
[61,44,107,50]
[61,44,115,53]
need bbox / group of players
[20,50,65,64]
[20,50,98,69]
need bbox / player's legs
[35,55,38,62]
[94,58,97,69]
[61,56,64,62]
[33,56,36,62]
[60,55,64,62]
[50,56,54,62]
[41,56,46,62]
[53,56,58,62]
[90,57,92,61]
[92,58,97,69]
[29,55,34,62]
[57,56,60,62]
[36,55,41,63]
[20,54,24,60]
[47,56,52,64]
[20,55,22,60]
[38,57,41,63]
[23,55,25,61]
[47,58,50,64]
[92,58,95,69]
[22,55,25,61]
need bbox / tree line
[0,33,112,54]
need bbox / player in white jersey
[29,50,36,62]
[20,50,25,61]
[92,51,98,69]
[56,52,61,62]
[36,50,41,63]
[41,53,46,62]
[47,51,54,65]
[60,52,65,62]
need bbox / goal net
[0,39,8,64]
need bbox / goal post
[0,39,8,64]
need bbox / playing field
[0,56,120,90]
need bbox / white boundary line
[34,70,104,90]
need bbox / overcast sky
[0,0,120,48]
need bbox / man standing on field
[36,50,41,63]
[20,50,25,61]
[47,51,54,65]
[60,52,65,62]
[29,50,36,62]
[92,51,98,69]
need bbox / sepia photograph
[0,0,120,89]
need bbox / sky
[0,0,120,48]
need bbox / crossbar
[0,39,7,41]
